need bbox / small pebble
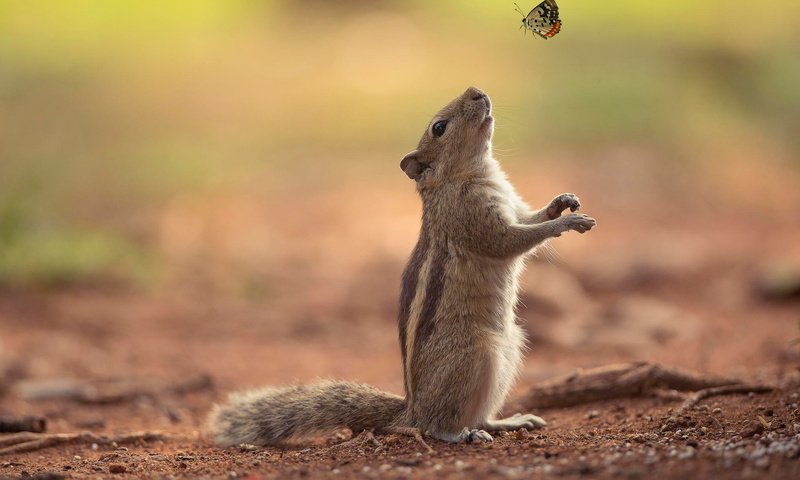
[108,464,126,474]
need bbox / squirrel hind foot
[483,413,547,432]
[433,427,494,444]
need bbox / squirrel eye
[431,120,448,137]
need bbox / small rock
[108,464,126,474]
[712,408,723,415]
[743,421,765,437]
[586,410,600,420]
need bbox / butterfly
[515,1,562,39]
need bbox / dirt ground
[1,164,800,479]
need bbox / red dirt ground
[1,165,799,478]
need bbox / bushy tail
[207,380,406,446]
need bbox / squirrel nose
[465,86,487,101]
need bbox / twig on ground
[511,362,742,412]
[649,388,688,401]
[668,384,774,421]
[0,431,167,456]
[16,373,213,404]
[0,416,46,433]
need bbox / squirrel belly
[207,381,405,446]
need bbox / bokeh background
[1,0,799,412]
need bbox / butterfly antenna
[514,3,525,17]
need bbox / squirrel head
[400,86,494,188]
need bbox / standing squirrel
[207,87,596,445]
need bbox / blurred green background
[1,0,799,289]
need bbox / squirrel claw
[547,193,581,219]
[460,427,494,443]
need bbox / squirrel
[206,86,596,446]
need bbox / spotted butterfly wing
[515,0,561,39]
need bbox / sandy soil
[1,167,799,479]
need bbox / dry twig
[511,362,741,412]
[667,384,774,422]
[0,416,46,433]
[0,431,167,456]
[16,374,213,404]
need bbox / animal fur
[206,87,595,446]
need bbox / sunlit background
[1,1,799,388]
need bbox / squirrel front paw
[553,213,596,236]
[546,193,581,220]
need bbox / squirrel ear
[400,151,427,180]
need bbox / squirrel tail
[207,380,406,446]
